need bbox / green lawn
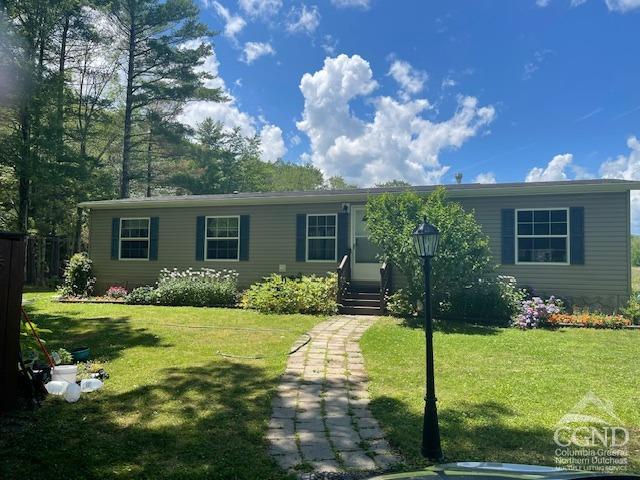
[361,318,640,472]
[0,292,323,480]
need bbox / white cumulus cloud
[525,153,574,182]
[241,41,275,64]
[388,59,428,100]
[286,5,320,34]
[238,0,282,17]
[178,41,286,161]
[600,136,640,230]
[331,0,370,8]
[605,0,640,11]
[212,1,246,41]
[474,172,497,184]
[259,124,286,162]
[296,54,495,186]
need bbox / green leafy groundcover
[1,292,324,480]
[360,318,640,472]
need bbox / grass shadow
[370,396,555,467]
[0,360,290,480]
[398,316,502,336]
[23,308,168,361]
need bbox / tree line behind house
[0,0,401,246]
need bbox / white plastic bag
[80,378,103,393]
[45,381,69,396]
[63,382,81,403]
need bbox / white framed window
[205,216,240,261]
[515,208,569,265]
[120,217,150,260]
[307,214,337,262]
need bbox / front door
[351,206,382,282]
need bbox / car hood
[368,462,638,480]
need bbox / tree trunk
[56,15,69,158]
[17,105,31,233]
[146,127,152,197]
[121,16,136,199]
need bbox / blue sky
[180,0,640,194]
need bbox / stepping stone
[341,450,377,470]
[300,441,335,461]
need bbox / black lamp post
[412,217,443,461]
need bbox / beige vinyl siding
[456,191,630,309]
[88,190,631,309]
[90,202,350,292]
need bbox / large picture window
[120,218,150,260]
[206,216,239,260]
[307,214,337,261]
[516,209,568,264]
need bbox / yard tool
[21,306,55,368]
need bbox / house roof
[78,179,640,210]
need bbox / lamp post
[412,217,443,461]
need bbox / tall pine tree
[110,0,224,198]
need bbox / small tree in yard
[366,187,499,318]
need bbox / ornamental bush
[441,276,527,325]
[514,296,564,329]
[366,188,507,320]
[125,286,158,305]
[385,289,417,317]
[622,291,640,325]
[58,253,96,297]
[242,273,337,314]
[154,268,238,307]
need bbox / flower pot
[71,346,90,362]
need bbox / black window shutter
[239,215,250,261]
[149,217,159,261]
[111,217,120,260]
[196,216,205,261]
[570,207,584,265]
[337,212,349,260]
[296,214,306,262]
[501,209,515,265]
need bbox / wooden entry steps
[338,282,381,316]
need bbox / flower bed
[548,312,634,329]
[58,296,125,304]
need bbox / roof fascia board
[78,182,640,210]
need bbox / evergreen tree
[109,0,224,198]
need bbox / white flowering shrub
[153,267,239,307]
[58,253,96,297]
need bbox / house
[79,179,638,314]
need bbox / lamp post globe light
[412,217,443,461]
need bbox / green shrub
[296,274,338,315]
[58,253,96,297]
[622,291,640,325]
[242,273,337,314]
[441,275,527,325]
[366,187,516,321]
[125,286,158,305]
[154,268,238,307]
[385,289,417,317]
